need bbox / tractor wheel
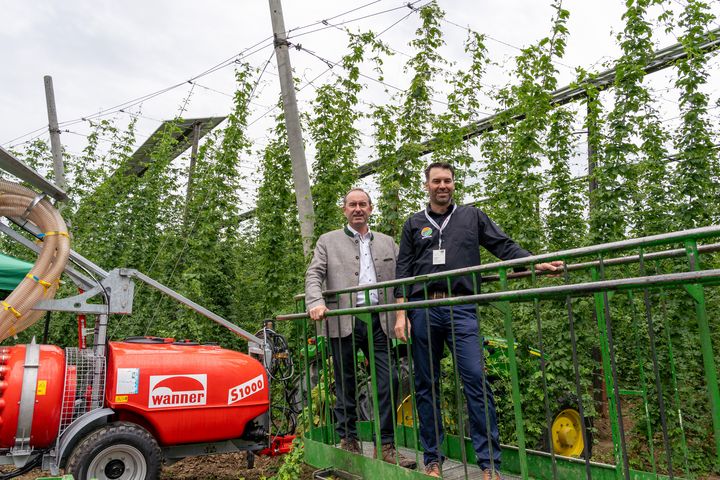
[358,358,413,424]
[542,402,593,459]
[291,361,320,412]
[396,392,414,427]
[66,422,162,480]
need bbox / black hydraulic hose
[0,452,44,479]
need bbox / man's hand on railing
[309,305,329,321]
[535,260,565,276]
[395,310,411,342]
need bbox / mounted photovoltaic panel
[126,116,226,177]
[0,146,68,201]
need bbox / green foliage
[372,103,402,237]
[11,138,54,182]
[545,107,586,250]
[270,438,305,480]
[376,1,446,238]
[579,68,610,245]
[633,103,671,237]
[672,0,718,229]
[163,64,255,341]
[3,4,720,476]
[482,1,570,253]
[255,105,305,318]
[310,32,389,236]
[430,31,489,201]
[596,0,657,242]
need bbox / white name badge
[433,249,446,265]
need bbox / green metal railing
[276,226,720,480]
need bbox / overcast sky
[2,0,719,209]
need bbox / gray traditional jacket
[305,226,398,338]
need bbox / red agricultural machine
[0,147,293,479]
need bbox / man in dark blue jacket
[394,162,561,479]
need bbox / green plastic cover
[0,253,33,291]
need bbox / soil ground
[0,453,316,480]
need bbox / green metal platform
[284,227,720,479]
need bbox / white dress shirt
[347,224,378,306]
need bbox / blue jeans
[409,304,501,470]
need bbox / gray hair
[342,187,372,206]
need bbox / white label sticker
[148,374,207,408]
[228,374,265,405]
[433,249,446,265]
[116,368,140,395]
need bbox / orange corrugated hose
[0,180,70,341]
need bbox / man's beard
[432,192,452,205]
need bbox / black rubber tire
[66,422,162,480]
[358,358,412,422]
[291,362,320,412]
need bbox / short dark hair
[424,162,455,181]
[342,187,372,206]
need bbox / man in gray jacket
[305,188,414,469]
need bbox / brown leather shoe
[374,443,417,469]
[424,462,441,477]
[482,468,503,480]
[339,437,361,454]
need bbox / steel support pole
[43,76,66,191]
[268,0,315,256]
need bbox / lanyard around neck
[424,204,456,249]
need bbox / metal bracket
[273,35,290,48]
[12,339,40,460]
[33,269,135,315]
[489,301,511,314]
[683,283,704,303]
[20,193,46,222]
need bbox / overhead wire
[286,1,506,123]
[285,0,385,35]
[63,129,152,144]
[247,2,427,129]
[292,42,451,106]
[58,42,274,130]
[287,0,425,41]
[3,0,423,148]
[4,125,48,148]
[191,81,273,109]
[439,14,575,72]
[119,109,165,124]
[11,51,274,153]
[7,131,50,150]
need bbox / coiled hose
[0,180,70,341]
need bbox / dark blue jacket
[395,204,531,298]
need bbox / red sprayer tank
[106,339,269,446]
[0,345,66,449]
